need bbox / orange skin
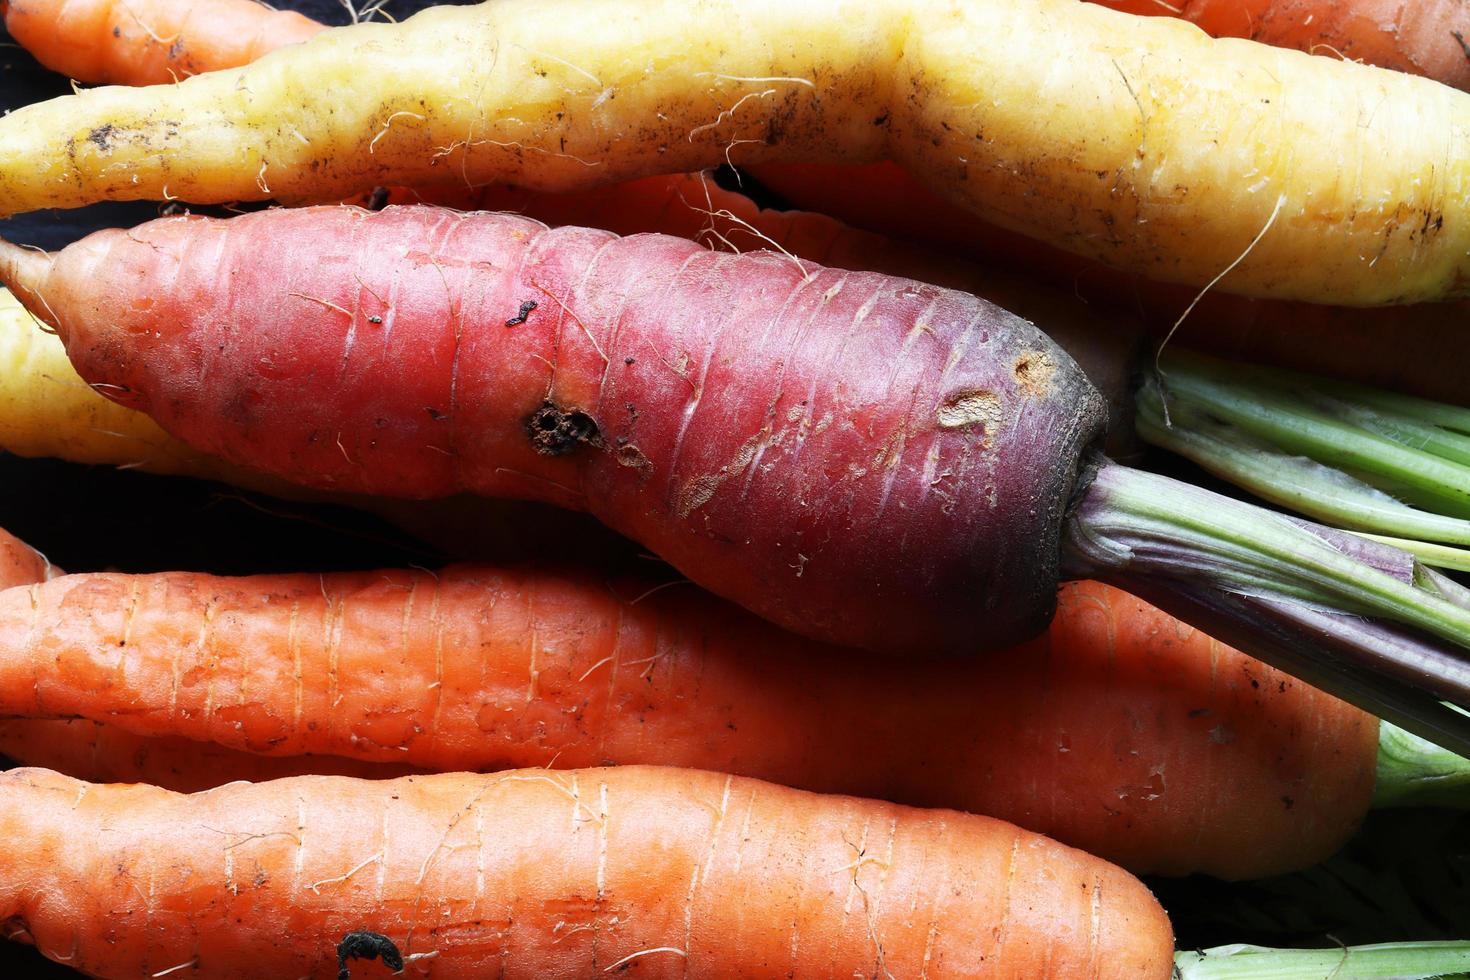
[0,0,323,84]
[751,160,1470,405]
[0,528,417,789]
[0,718,419,791]
[1095,0,1470,92]
[0,527,54,589]
[0,765,1176,979]
[0,566,1377,880]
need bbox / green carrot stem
[1350,534,1470,574]
[1063,461,1470,750]
[1066,462,1470,658]
[1283,370,1470,438]
[1173,941,1470,979]
[1373,720,1470,809]
[1149,354,1470,515]
[1135,388,1470,547]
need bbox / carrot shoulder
[0,765,1175,978]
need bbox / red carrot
[0,205,1106,658]
[5,206,1469,752]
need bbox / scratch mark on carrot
[602,947,687,972]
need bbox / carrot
[0,205,1110,659]
[0,764,1176,978]
[750,160,1470,405]
[0,0,323,84]
[0,526,55,590]
[0,514,422,791]
[0,718,419,791]
[1092,0,1470,92]
[0,563,1387,879]
[0,0,1467,304]
[6,205,1470,750]
[0,282,283,486]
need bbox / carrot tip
[0,239,59,331]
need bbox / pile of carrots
[2,0,1470,977]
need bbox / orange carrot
[0,764,1176,978]
[0,526,54,589]
[1093,0,1470,92]
[0,564,1377,879]
[0,0,322,84]
[0,718,417,791]
[0,522,420,790]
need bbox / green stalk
[1289,373,1470,438]
[1137,351,1470,552]
[1350,535,1470,574]
[1173,941,1470,979]
[1373,720,1470,808]
[1066,463,1470,654]
[1135,394,1470,549]
[1063,461,1470,750]
[1146,353,1470,516]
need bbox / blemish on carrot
[526,401,600,456]
[504,300,537,327]
[1012,349,1056,394]
[336,930,403,980]
[935,388,999,433]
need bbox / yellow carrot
[0,0,1465,303]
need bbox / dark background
[1,1,1466,974]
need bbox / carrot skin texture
[0,765,1176,978]
[0,527,54,589]
[1093,0,1470,92]
[752,161,1470,405]
[0,718,418,791]
[8,206,1106,657]
[0,526,419,790]
[1,0,324,84]
[0,568,1377,879]
[1,0,1469,303]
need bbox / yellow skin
[0,288,231,475]
[0,0,1467,304]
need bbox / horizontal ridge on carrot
[0,565,1392,879]
[7,205,1470,750]
[0,765,1177,978]
[1,0,1468,303]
